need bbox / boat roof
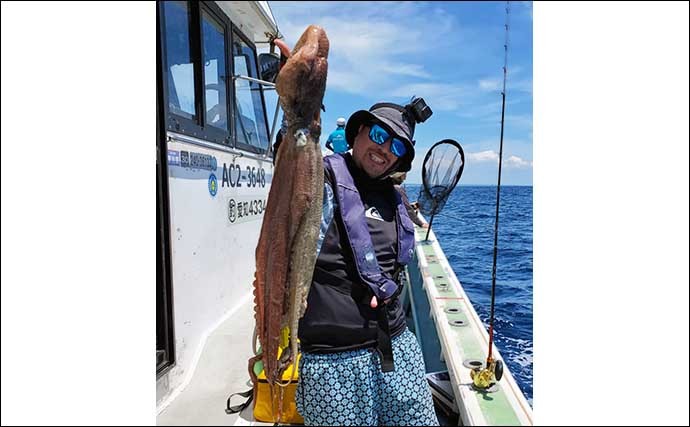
[216,1,282,44]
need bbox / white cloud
[505,114,533,130]
[326,69,370,94]
[270,1,532,111]
[468,150,499,162]
[509,79,533,94]
[478,76,532,94]
[380,63,431,79]
[271,2,455,97]
[506,155,532,168]
[479,79,501,91]
[467,150,532,168]
[391,82,469,111]
[456,100,505,119]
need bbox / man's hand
[370,295,393,308]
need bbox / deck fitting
[449,319,467,327]
[463,359,485,369]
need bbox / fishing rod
[470,1,510,391]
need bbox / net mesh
[417,140,465,216]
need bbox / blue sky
[264,1,533,185]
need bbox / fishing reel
[469,357,504,391]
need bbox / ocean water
[405,184,533,404]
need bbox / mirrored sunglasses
[368,124,408,158]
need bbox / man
[325,117,348,154]
[296,99,439,426]
[391,171,430,229]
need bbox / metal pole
[233,74,276,87]
[266,100,281,159]
[424,213,436,242]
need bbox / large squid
[249,24,328,418]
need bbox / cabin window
[232,32,270,153]
[159,1,271,150]
[163,1,196,121]
[201,10,228,133]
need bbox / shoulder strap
[393,188,416,266]
[225,388,253,415]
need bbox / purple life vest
[323,155,416,301]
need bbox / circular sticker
[228,199,237,223]
[208,173,218,197]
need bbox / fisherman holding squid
[252,24,438,426]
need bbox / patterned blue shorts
[296,328,440,426]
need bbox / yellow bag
[227,328,302,424]
[252,352,303,424]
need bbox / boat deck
[157,296,271,426]
[157,223,533,426]
[404,224,533,426]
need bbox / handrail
[233,74,281,160]
[232,74,275,88]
